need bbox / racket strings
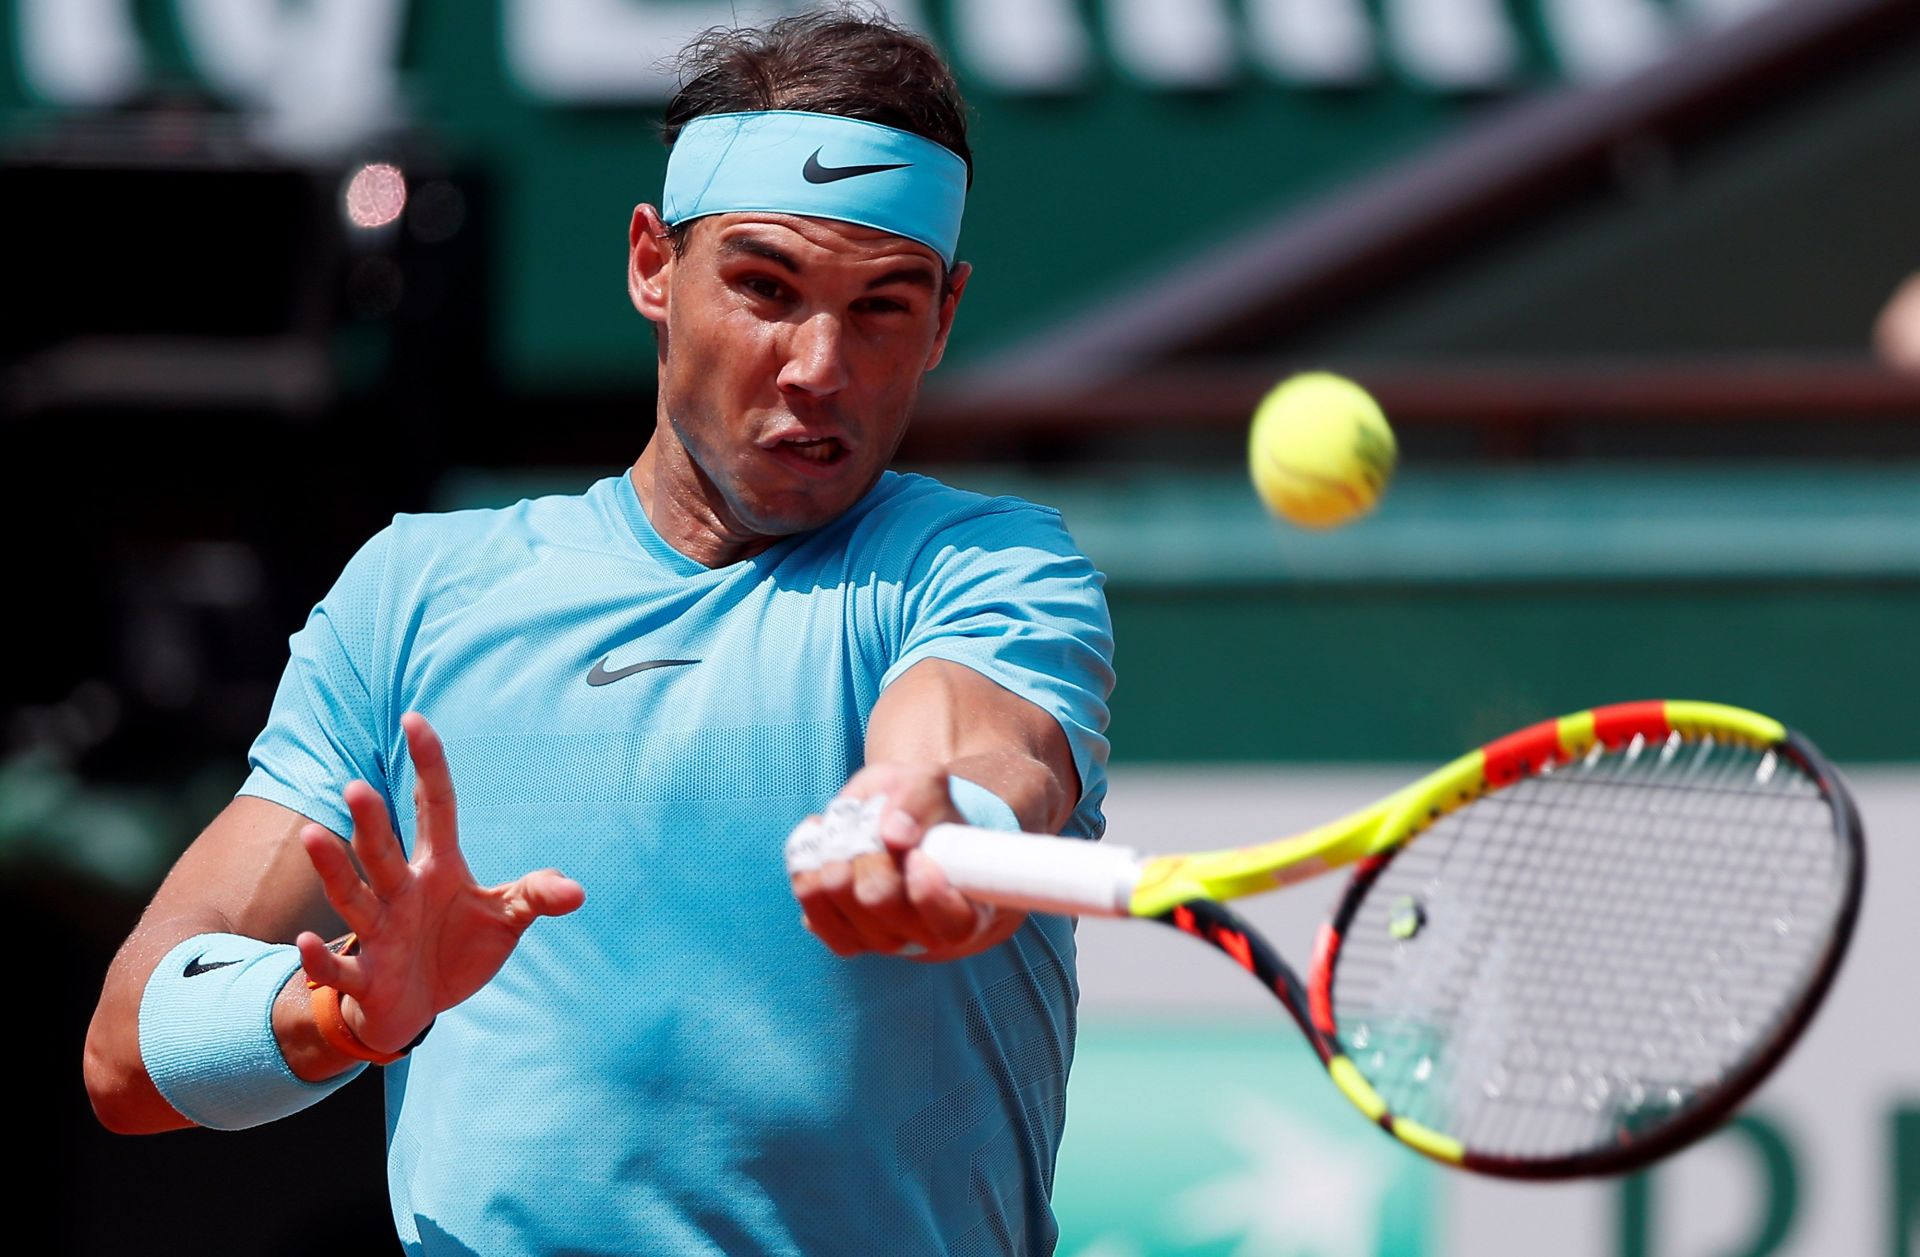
[1330,735,1848,1163]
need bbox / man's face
[644,211,967,543]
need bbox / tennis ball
[1248,371,1397,529]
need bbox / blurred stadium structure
[5,2,1916,1254]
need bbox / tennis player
[83,12,1112,1255]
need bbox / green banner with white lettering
[0,0,1793,388]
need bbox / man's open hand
[295,712,586,1053]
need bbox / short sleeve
[881,504,1115,839]
[236,527,395,836]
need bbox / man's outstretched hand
[295,713,586,1054]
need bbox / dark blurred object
[1,96,488,795]
[3,95,486,418]
[3,96,483,1256]
[16,870,394,1257]
[4,99,331,415]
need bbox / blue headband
[662,110,967,266]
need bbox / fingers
[344,779,412,898]
[299,823,379,933]
[838,764,958,855]
[500,869,587,925]
[797,887,865,957]
[295,930,364,996]
[295,932,337,984]
[328,714,463,898]
[901,848,979,946]
[807,853,913,954]
[848,850,926,943]
[402,713,462,863]
[788,803,904,954]
[918,898,1026,963]
[787,792,979,956]
[797,846,1024,962]
[903,849,1027,962]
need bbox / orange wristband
[305,932,423,1066]
[307,981,407,1066]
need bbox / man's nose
[778,312,849,397]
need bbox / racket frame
[924,700,1865,1178]
[1151,701,1865,1178]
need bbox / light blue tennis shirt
[240,470,1114,1256]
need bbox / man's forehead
[703,213,944,272]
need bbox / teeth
[784,437,840,463]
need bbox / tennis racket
[919,700,1864,1179]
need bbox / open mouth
[776,436,849,467]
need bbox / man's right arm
[83,795,362,1134]
[85,713,588,1135]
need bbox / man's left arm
[791,657,1077,961]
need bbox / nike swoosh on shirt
[586,657,701,687]
[802,149,911,183]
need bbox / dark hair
[660,8,972,263]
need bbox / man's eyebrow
[865,266,938,293]
[718,236,937,291]
[718,236,801,271]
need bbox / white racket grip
[920,824,1141,918]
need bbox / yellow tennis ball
[1248,372,1397,529]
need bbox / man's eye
[858,298,908,315]
[743,277,786,301]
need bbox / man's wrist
[271,974,367,1081]
[301,932,434,1064]
[139,933,364,1129]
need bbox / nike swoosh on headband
[802,148,912,183]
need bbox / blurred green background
[6,2,1918,1254]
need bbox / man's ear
[925,260,971,373]
[629,205,672,321]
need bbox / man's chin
[736,490,867,541]
[747,468,886,532]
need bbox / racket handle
[920,824,1140,918]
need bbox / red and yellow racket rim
[1129,701,1788,920]
[1306,701,1855,1177]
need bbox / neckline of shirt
[606,469,900,576]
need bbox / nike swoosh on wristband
[183,955,242,978]
[802,149,911,184]
[586,657,701,687]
